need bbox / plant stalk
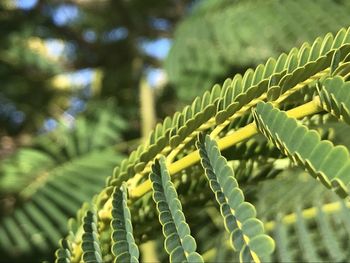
[130,97,323,199]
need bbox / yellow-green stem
[129,97,323,199]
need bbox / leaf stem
[129,97,323,199]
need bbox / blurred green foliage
[0,0,189,260]
[0,0,190,135]
[166,0,350,101]
[0,103,126,261]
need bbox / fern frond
[111,184,139,262]
[253,101,350,197]
[196,133,274,262]
[81,210,103,263]
[318,76,350,124]
[149,157,203,263]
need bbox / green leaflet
[108,121,171,187]
[54,202,93,263]
[55,204,93,263]
[149,157,203,263]
[216,29,350,124]
[81,210,103,263]
[111,184,139,263]
[196,133,275,262]
[55,238,72,263]
[253,102,350,197]
[168,87,219,149]
[318,76,350,125]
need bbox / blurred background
[1,0,350,261]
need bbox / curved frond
[253,102,350,197]
[149,157,203,263]
[111,184,139,262]
[196,133,274,262]
[81,210,103,263]
[318,76,350,124]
